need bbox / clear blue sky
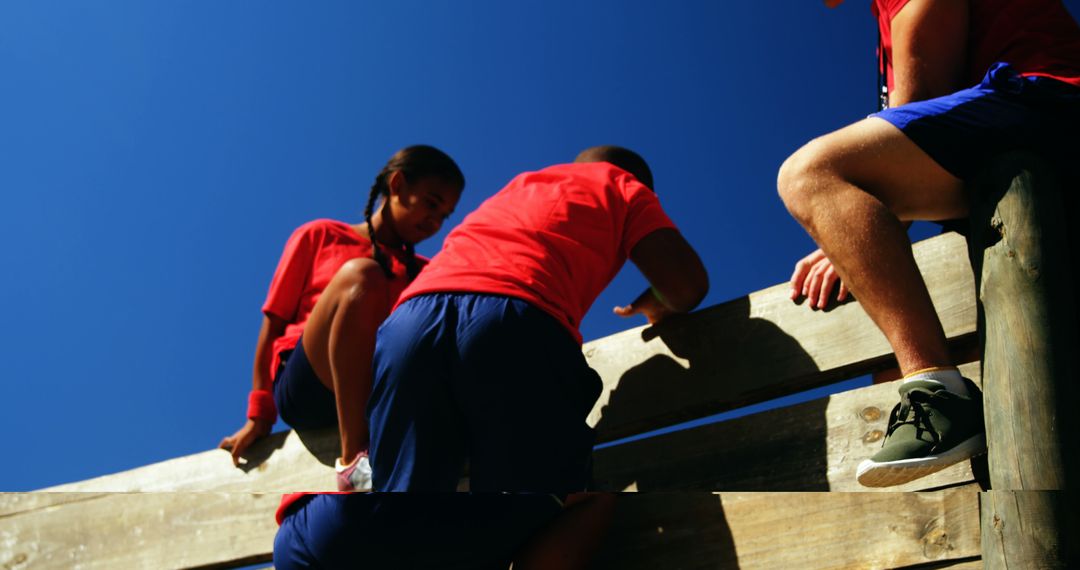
[3,1,1076,491]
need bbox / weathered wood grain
[0,494,106,519]
[1,491,981,570]
[585,232,976,443]
[980,491,1076,570]
[38,429,468,495]
[967,153,1079,491]
[593,363,984,492]
[0,493,278,570]
[40,428,340,493]
[967,154,1079,569]
[593,490,982,570]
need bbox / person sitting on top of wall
[777,0,1080,487]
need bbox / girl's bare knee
[334,258,384,288]
[331,258,388,307]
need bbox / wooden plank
[39,428,466,494]
[2,491,980,570]
[585,232,976,443]
[40,428,340,493]
[0,494,107,518]
[42,364,985,495]
[0,493,278,570]
[593,363,985,492]
[592,490,982,570]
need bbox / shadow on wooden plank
[593,296,829,490]
[593,494,739,570]
[593,363,989,492]
[594,398,830,492]
[234,426,338,472]
[292,427,339,469]
[233,429,290,473]
[593,491,983,569]
[594,296,823,441]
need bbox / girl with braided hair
[220,145,464,490]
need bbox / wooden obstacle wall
[1,232,987,569]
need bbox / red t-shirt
[873,0,1080,91]
[261,219,422,380]
[274,492,349,522]
[277,492,307,524]
[395,162,677,344]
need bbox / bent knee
[331,258,388,302]
[777,136,844,223]
[336,257,386,283]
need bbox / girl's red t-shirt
[262,219,421,381]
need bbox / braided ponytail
[364,145,465,281]
[403,243,421,280]
[363,174,395,278]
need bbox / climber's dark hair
[364,145,465,279]
[574,145,654,191]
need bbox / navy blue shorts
[875,63,1080,181]
[369,293,602,493]
[273,493,563,570]
[273,337,338,431]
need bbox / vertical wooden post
[980,491,1071,570]
[967,151,1079,568]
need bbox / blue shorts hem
[273,337,338,431]
[874,63,1080,180]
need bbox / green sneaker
[857,378,986,487]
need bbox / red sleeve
[276,493,309,525]
[619,178,677,257]
[261,223,318,322]
[276,492,349,525]
[874,0,911,21]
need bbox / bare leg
[302,258,390,463]
[778,118,968,375]
[512,493,617,570]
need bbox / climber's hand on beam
[790,248,848,310]
[219,418,273,466]
[614,287,676,324]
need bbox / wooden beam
[0,493,278,570]
[585,231,976,443]
[0,494,106,518]
[592,490,981,570]
[592,362,984,492]
[16,373,987,568]
[1,491,981,570]
[40,427,340,493]
[38,428,467,495]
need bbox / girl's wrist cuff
[247,389,277,423]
